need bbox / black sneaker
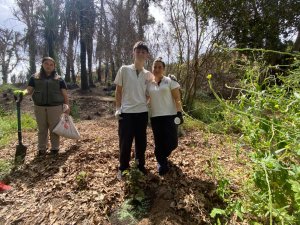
[37,150,46,157]
[138,166,148,175]
[158,163,169,176]
[50,149,59,156]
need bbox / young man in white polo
[114,41,153,179]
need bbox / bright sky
[0,0,25,30]
[0,0,166,83]
[0,0,164,30]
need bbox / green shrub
[0,159,13,180]
[187,98,224,124]
[0,83,16,93]
[209,54,300,224]
[70,100,80,120]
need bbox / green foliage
[0,159,13,180]
[117,161,150,223]
[70,100,80,120]
[118,198,151,224]
[209,54,300,223]
[203,0,300,59]
[183,98,229,134]
[0,106,9,117]
[188,98,224,124]
[75,171,88,189]
[0,83,16,93]
[182,115,206,131]
[124,161,146,202]
[0,113,36,147]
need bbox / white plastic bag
[53,113,80,139]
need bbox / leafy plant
[208,52,300,224]
[75,171,88,189]
[117,160,150,223]
[0,159,13,180]
[124,160,146,203]
[70,100,80,120]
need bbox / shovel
[14,94,27,164]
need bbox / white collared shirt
[147,76,180,117]
[114,64,153,113]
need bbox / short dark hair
[153,57,165,68]
[133,41,149,53]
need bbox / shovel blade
[15,144,27,164]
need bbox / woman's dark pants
[150,115,178,168]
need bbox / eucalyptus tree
[65,0,79,83]
[96,0,119,83]
[14,0,40,78]
[107,0,156,71]
[136,0,155,40]
[85,0,96,87]
[159,0,221,109]
[95,0,105,83]
[76,0,96,90]
[0,28,24,83]
[107,0,136,69]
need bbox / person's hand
[115,108,122,120]
[13,90,26,97]
[168,74,178,82]
[63,104,70,114]
[174,111,184,125]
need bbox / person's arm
[115,85,122,109]
[171,88,183,112]
[171,87,184,124]
[61,89,70,114]
[61,89,69,105]
[114,85,123,119]
[26,86,34,95]
[13,78,34,96]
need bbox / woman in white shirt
[147,57,183,175]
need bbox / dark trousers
[118,112,148,171]
[151,115,178,166]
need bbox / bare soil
[0,86,248,225]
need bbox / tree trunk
[110,57,116,82]
[65,32,75,83]
[292,26,300,52]
[87,38,94,87]
[71,64,76,84]
[98,61,102,83]
[1,63,8,84]
[105,61,109,84]
[80,38,89,90]
[28,28,36,78]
